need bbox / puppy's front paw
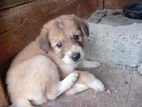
[66,72,79,84]
[89,79,105,92]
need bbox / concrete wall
[85,23,142,67]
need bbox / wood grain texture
[0,79,8,107]
[104,0,142,9]
[0,0,35,10]
[97,0,104,9]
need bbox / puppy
[7,15,105,107]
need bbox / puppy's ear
[80,21,89,37]
[36,26,49,53]
[72,15,89,37]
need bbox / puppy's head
[36,15,89,65]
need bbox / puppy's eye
[73,35,79,41]
[56,42,63,48]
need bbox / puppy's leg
[10,99,34,107]
[65,71,105,95]
[64,83,89,95]
[47,72,78,100]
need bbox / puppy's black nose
[71,52,81,62]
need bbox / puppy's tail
[10,99,34,107]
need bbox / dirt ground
[41,64,142,107]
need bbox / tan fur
[7,15,105,107]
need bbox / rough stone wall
[85,10,142,67]
[84,23,142,67]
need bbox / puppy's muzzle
[71,52,81,62]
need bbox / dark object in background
[123,2,142,19]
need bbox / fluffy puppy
[7,15,105,107]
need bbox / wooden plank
[0,0,75,34]
[0,79,8,107]
[104,0,142,9]
[0,0,97,68]
[0,0,35,11]
[97,0,104,9]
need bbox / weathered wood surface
[104,0,142,9]
[97,0,104,9]
[0,79,8,107]
[0,0,97,67]
[0,0,35,11]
